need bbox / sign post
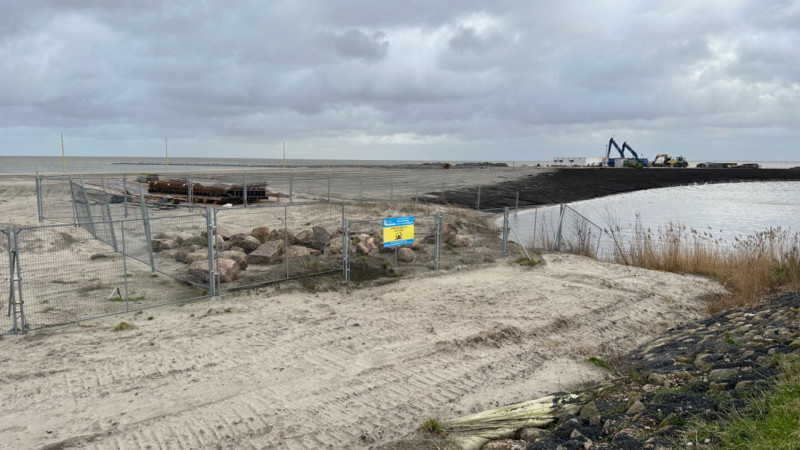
[382,216,414,248]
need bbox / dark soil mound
[440,168,800,209]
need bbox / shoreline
[442,167,800,209]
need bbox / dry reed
[604,218,800,313]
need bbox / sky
[1,0,798,162]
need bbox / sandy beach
[0,174,725,449]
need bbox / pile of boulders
[150,225,334,284]
[148,219,470,284]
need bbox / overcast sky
[1,0,798,161]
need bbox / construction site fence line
[6,193,623,336]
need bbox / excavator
[604,137,649,168]
[652,154,689,167]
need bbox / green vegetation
[513,257,541,267]
[585,357,614,371]
[683,355,800,449]
[420,417,447,437]
[113,321,138,332]
[723,331,741,346]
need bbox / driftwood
[443,392,588,450]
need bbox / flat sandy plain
[0,174,724,449]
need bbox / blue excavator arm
[606,138,625,159]
[621,142,638,160]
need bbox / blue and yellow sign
[383,216,414,247]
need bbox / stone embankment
[443,168,800,209]
[481,292,800,450]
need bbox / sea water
[0,156,797,175]
[507,181,800,257]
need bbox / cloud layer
[1,0,798,161]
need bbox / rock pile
[148,220,469,284]
[480,292,800,449]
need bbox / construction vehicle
[604,138,649,168]
[652,154,689,168]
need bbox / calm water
[0,156,553,175]
[1,156,797,175]
[508,181,800,255]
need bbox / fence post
[515,191,519,211]
[343,220,351,281]
[188,177,194,206]
[284,206,290,279]
[67,176,79,227]
[101,177,119,252]
[434,214,441,270]
[476,187,481,210]
[123,174,128,218]
[35,173,43,222]
[6,228,18,333]
[415,181,419,204]
[243,171,248,208]
[502,207,509,257]
[441,178,446,200]
[139,191,156,272]
[205,207,215,297]
[11,227,27,334]
[327,175,331,202]
[289,172,294,204]
[79,175,97,237]
[359,175,364,201]
[215,209,221,296]
[554,203,565,252]
[341,200,345,232]
[120,218,130,311]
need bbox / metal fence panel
[13,224,129,330]
[39,176,76,223]
[506,204,604,258]
[0,228,14,334]
[346,214,438,281]
[438,211,505,269]
[214,202,344,290]
[122,212,211,288]
[556,205,604,258]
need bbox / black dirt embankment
[441,168,800,209]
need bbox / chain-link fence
[1,228,16,333]
[345,215,439,281]
[438,210,507,269]
[36,169,541,225]
[211,202,345,291]
[12,168,625,335]
[506,204,605,259]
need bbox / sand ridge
[0,253,722,449]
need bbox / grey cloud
[322,29,389,62]
[0,0,798,161]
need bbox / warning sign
[382,216,414,248]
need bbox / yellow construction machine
[652,154,689,167]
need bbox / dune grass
[603,218,800,313]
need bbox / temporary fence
[9,172,616,335]
[505,204,605,259]
[213,202,345,291]
[36,169,544,226]
[345,215,439,281]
